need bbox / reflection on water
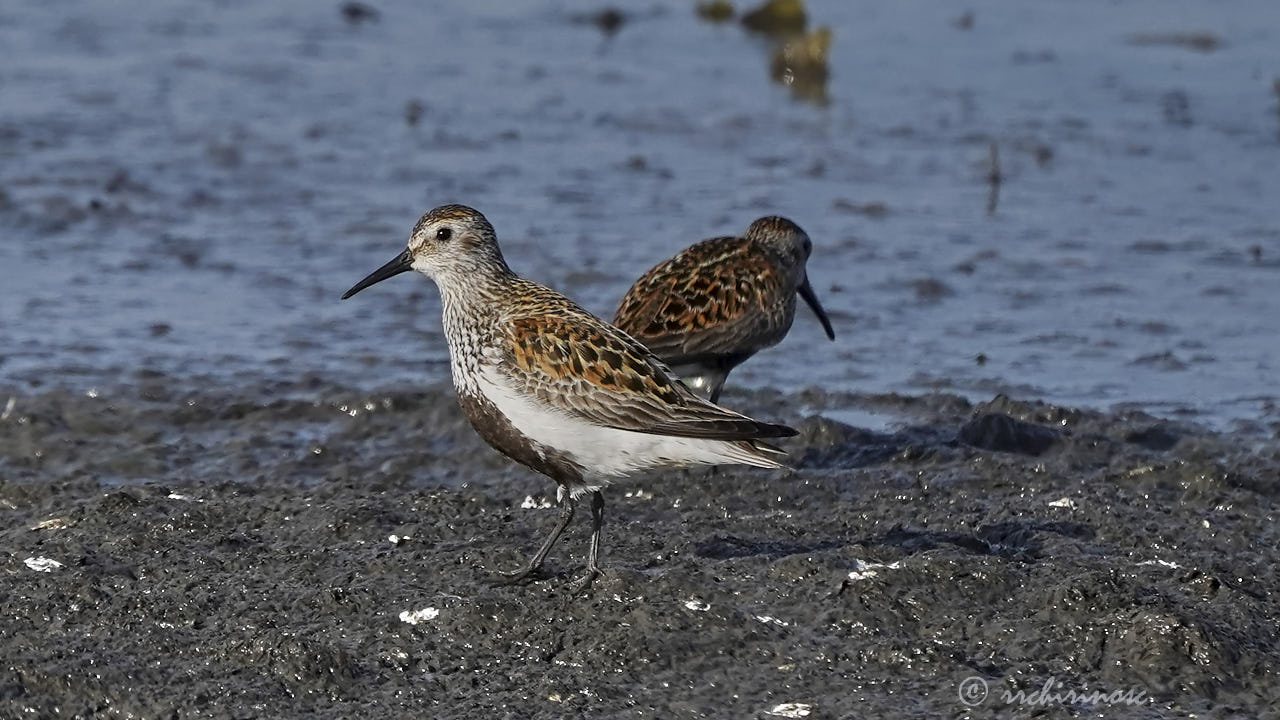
[700,0,833,105]
[769,26,833,106]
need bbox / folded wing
[613,236,790,365]
[502,309,796,441]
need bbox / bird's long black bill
[341,249,413,299]
[798,276,836,340]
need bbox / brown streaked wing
[502,309,795,440]
[614,237,743,339]
[614,236,790,364]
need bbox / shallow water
[2,0,1279,430]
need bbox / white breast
[473,365,780,481]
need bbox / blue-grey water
[2,0,1278,430]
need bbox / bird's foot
[568,565,601,595]
[491,561,546,585]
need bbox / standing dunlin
[341,205,796,591]
[613,216,836,402]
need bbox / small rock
[765,703,812,718]
[959,412,1061,456]
[340,2,379,24]
[25,557,64,572]
[398,607,439,625]
[1125,424,1181,451]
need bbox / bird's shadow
[690,519,1096,563]
[868,520,1098,561]
[693,534,847,560]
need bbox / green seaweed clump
[695,1,735,23]
[741,0,806,36]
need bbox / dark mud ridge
[2,375,1277,718]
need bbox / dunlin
[613,216,836,402]
[341,205,797,591]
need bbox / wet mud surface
[3,380,1278,717]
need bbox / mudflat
[2,378,1276,717]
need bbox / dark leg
[708,379,725,404]
[497,495,575,583]
[706,359,737,404]
[570,491,605,594]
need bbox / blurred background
[1,0,1278,430]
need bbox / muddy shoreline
[4,1,1280,715]
[2,377,1277,717]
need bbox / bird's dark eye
[436,227,452,241]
